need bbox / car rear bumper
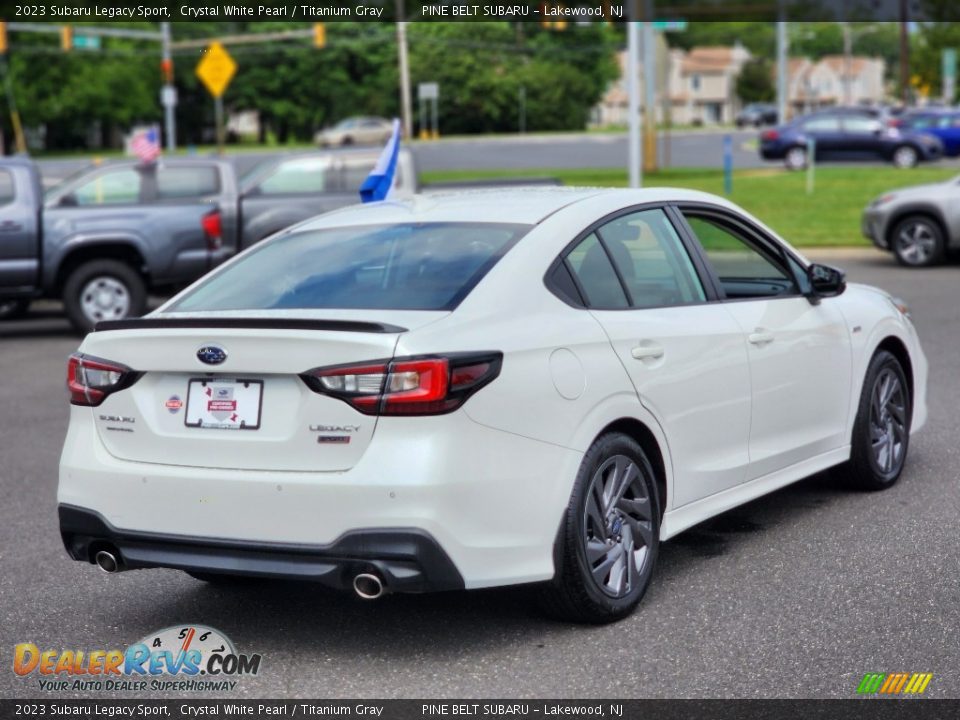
[58,406,583,591]
[59,504,464,592]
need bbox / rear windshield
[170,222,530,312]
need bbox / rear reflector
[302,353,502,416]
[67,353,140,407]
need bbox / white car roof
[297,186,743,228]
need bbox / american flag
[130,127,161,163]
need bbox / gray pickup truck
[0,148,416,332]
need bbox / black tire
[842,350,911,491]
[539,433,660,624]
[62,259,147,334]
[0,298,30,321]
[890,215,946,267]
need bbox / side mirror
[807,263,846,299]
[58,193,78,207]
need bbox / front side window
[170,222,528,312]
[683,213,797,299]
[71,169,141,206]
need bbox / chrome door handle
[631,343,664,360]
[748,330,775,346]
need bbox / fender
[883,202,954,246]
[564,391,676,514]
[45,232,149,289]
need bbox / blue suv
[760,110,944,170]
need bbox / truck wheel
[62,260,147,333]
[0,299,30,321]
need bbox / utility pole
[842,22,852,105]
[160,22,176,152]
[899,0,910,105]
[642,11,656,173]
[776,12,788,124]
[627,9,641,188]
[396,0,414,140]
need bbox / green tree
[736,58,775,103]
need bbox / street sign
[196,41,237,98]
[160,86,178,108]
[943,48,956,103]
[418,82,439,101]
[652,20,687,32]
[72,35,100,51]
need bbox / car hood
[874,177,959,203]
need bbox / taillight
[301,352,502,416]
[67,353,139,407]
[761,129,779,141]
[202,209,223,250]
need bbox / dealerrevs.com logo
[13,625,262,692]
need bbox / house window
[691,74,701,91]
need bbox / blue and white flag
[359,118,401,203]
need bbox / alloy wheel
[896,221,938,265]
[870,368,907,475]
[582,455,654,598]
[893,146,918,169]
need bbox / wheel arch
[885,205,948,247]
[54,242,148,295]
[594,418,668,522]
[875,335,914,403]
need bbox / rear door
[801,115,845,158]
[0,167,40,292]
[562,206,753,507]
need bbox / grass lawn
[419,166,960,247]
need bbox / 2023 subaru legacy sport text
[58,188,927,623]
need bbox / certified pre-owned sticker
[165,395,183,414]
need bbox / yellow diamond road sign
[196,41,237,98]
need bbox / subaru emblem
[196,345,228,365]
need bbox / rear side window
[596,209,705,307]
[257,157,331,195]
[0,169,15,206]
[566,233,630,309]
[170,222,529,312]
[156,166,221,200]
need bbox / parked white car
[314,117,394,148]
[58,188,927,623]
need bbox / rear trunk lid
[79,311,442,472]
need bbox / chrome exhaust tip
[94,549,121,574]
[352,572,384,600]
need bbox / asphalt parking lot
[1,248,958,699]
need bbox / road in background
[1,250,957,698]
[32,130,766,188]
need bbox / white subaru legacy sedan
[58,188,927,623]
